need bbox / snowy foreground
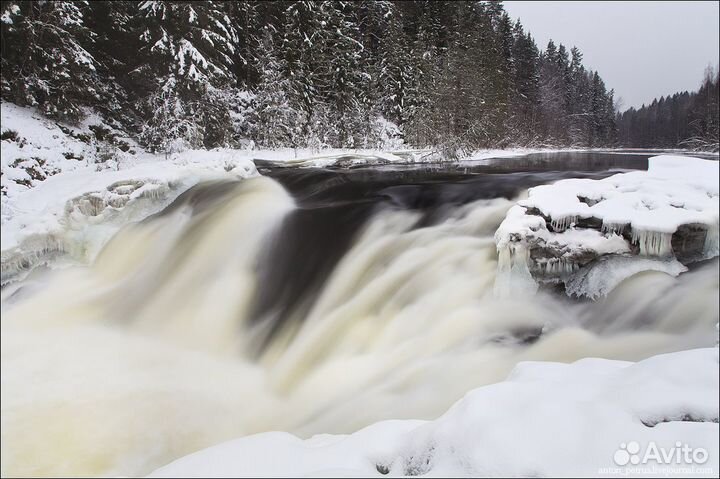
[151,348,719,478]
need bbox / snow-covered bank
[495,155,720,298]
[1,155,257,285]
[151,347,719,478]
[0,102,266,284]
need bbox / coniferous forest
[617,67,719,152]
[1,1,718,154]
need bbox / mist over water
[1,154,718,477]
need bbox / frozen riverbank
[494,156,719,298]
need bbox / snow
[1,102,260,284]
[0,158,257,285]
[150,347,719,478]
[495,155,720,298]
[252,149,425,168]
[465,147,573,162]
[1,102,101,197]
[518,156,719,246]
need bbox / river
[1,150,717,477]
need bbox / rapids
[1,154,718,477]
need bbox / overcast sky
[503,1,720,110]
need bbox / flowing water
[1,151,718,477]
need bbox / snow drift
[150,347,719,478]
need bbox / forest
[1,1,718,154]
[617,67,719,152]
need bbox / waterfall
[1,175,717,477]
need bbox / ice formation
[495,156,720,298]
[550,214,579,232]
[565,255,688,300]
[1,161,257,285]
[631,229,674,257]
[493,243,538,297]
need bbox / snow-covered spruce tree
[279,0,322,144]
[318,1,373,147]
[223,0,258,86]
[566,46,589,145]
[84,0,141,130]
[0,0,97,123]
[373,2,419,134]
[400,0,453,149]
[278,1,374,148]
[538,40,568,145]
[509,20,540,144]
[414,1,509,152]
[588,71,608,146]
[250,29,305,148]
[139,78,201,155]
[132,0,239,152]
[683,66,720,151]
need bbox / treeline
[1,0,619,155]
[617,68,719,152]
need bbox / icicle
[535,257,578,279]
[631,228,673,257]
[0,234,67,285]
[703,221,719,259]
[494,243,538,298]
[601,221,626,235]
[550,215,578,232]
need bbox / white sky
[503,1,720,110]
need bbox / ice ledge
[494,156,719,299]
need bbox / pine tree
[375,5,418,132]
[1,0,98,122]
[316,1,368,147]
[84,0,139,128]
[132,0,240,151]
[250,29,304,148]
[538,40,567,144]
[510,20,540,144]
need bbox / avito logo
[613,441,709,466]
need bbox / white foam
[149,348,720,478]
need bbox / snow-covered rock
[495,156,719,298]
[149,347,719,478]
